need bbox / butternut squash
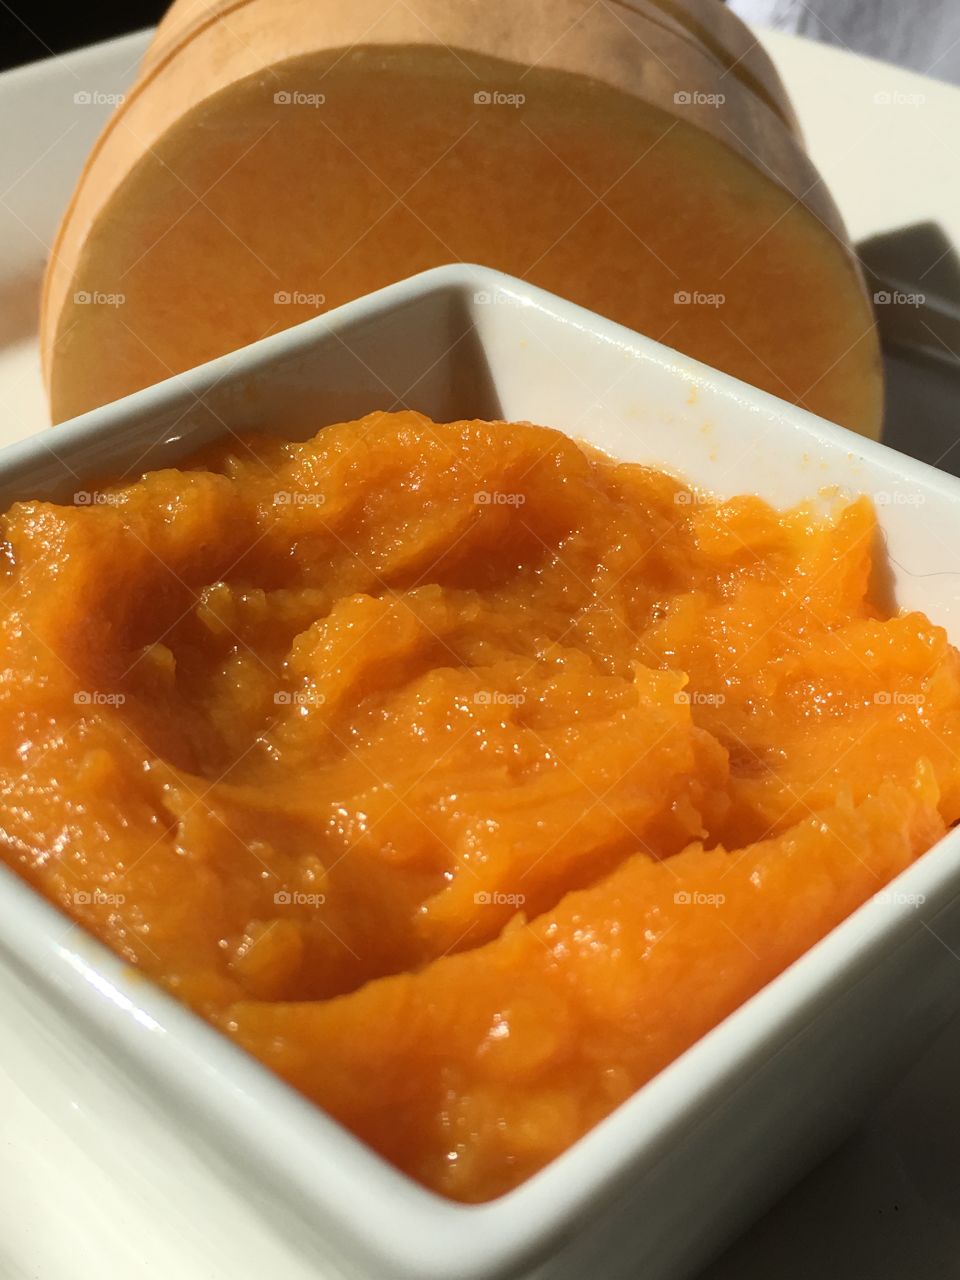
[41,0,881,435]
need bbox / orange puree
[0,411,957,1201]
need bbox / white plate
[1,28,960,1280]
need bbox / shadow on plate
[701,1007,960,1279]
[861,222,960,475]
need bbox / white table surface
[1,24,959,1280]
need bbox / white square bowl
[5,264,960,1280]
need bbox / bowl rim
[7,262,960,1280]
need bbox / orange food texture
[0,412,956,1198]
[227,774,944,1201]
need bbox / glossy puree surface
[0,412,957,1200]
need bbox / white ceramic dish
[4,263,960,1280]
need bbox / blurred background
[0,1,165,71]
[731,0,960,83]
[1,0,960,81]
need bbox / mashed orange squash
[0,411,958,1201]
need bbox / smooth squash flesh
[0,413,954,1200]
[41,0,882,434]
